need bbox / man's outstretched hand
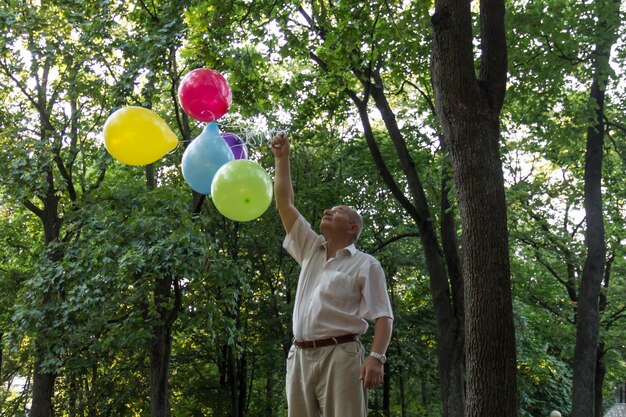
[271,131,289,158]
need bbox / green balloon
[211,160,273,222]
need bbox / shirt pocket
[318,271,358,305]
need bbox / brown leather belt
[293,334,359,349]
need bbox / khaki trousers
[286,340,367,417]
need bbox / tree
[431,1,517,416]
[0,1,114,414]
[572,1,621,415]
[504,0,625,415]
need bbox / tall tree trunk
[31,309,58,417]
[438,140,466,417]
[594,255,612,417]
[149,276,180,417]
[29,183,63,417]
[369,80,467,417]
[30,360,56,417]
[347,88,465,417]
[595,343,606,417]
[431,1,517,416]
[572,69,605,413]
[237,351,247,417]
[150,324,173,417]
[571,1,619,415]
[28,220,62,416]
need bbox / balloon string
[177,123,288,148]
[219,123,288,147]
[167,141,183,154]
[201,110,216,121]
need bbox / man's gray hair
[345,206,363,242]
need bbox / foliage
[0,0,625,416]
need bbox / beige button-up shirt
[284,215,394,341]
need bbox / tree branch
[23,198,43,218]
[369,232,421,254]
[479,0,508,112]
[530,295,575,325]
[344,87,421,224]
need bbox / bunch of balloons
[102,68,273,222]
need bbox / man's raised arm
[271,132,299,234]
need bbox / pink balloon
[178,69,232,122]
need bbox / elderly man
[271,131,394,417]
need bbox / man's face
[320,205,356,237]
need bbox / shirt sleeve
[283,214,321,266]
[361,259,394,321]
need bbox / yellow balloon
[103,106,179,166]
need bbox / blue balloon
[182,122,234,195]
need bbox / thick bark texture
[150,325,173,417]
[431,1,517,416]
[30,363,56,417]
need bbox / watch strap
[369,351,386,363]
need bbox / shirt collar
[344,244,357,256]
[320,241,357,257]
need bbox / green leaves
[0,0,624,415]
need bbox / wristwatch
[369,351,387,364]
